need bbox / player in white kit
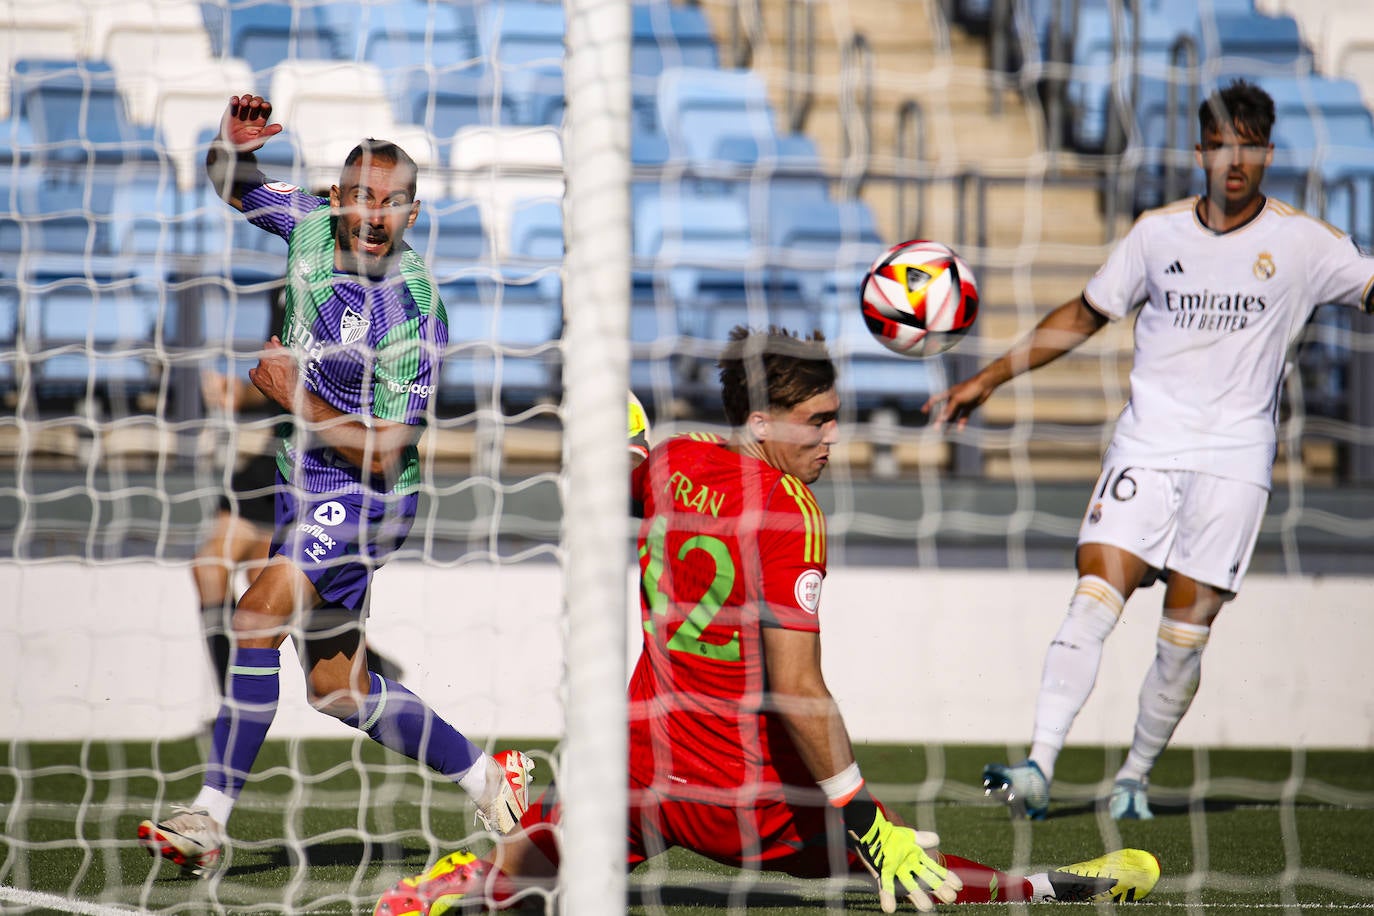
[924,79,1374,820]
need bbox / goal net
[2,0,1373,913]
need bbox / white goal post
[559,0,632,913]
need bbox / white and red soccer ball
[859,239,979,357]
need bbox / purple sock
[345,672,483,779]
[205,647,280,798]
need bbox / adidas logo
[1164,260,1184,274]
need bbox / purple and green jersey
[240,182,447,496]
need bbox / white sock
[1117,618,1209,783]
[1029,575,1124,782]
[456,752,498,805]
[192,785,235,827]
[1028,872,1055,901]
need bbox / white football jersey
[1084,196,1374,488]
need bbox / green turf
[2,740,1372,913]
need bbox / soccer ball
[859,239,979,357]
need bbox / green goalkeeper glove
[842,791,962,913]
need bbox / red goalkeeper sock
[940,854,1033,903]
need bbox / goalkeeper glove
[842,790,962,913]
[628,390,651,463]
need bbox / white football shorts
[1076,465,1269,594]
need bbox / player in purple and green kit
[138,94,532,877]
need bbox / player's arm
[205,94,284,212]
[248,336,418,477]
[761,626,855,780]
[923,294,1108,430]
[762,628,961,913]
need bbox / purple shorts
[270,471,419,612]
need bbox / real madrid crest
[341,306,370,345]
[1253,251,1275,280]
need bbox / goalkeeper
[376,327,1160,915]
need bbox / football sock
[1029,575,1124,781]
[204,646,281,808]
[344,672,487,795]
[1117,618,1210,783]
[941,854,1033,903]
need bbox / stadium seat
[476,0,565,72]
[0,276,17,393]
[1255,76,1374,245]
[11,59,161,165]
[475,0,567,125]
[507,198,564,262]
[212,2,345,77]
[23,266,162,407]
[656,67,780,164]
[322,0,478,64]
[449,126,564,259]
[268,61,442,199]
[0,169,121,260]
[1212,12,1313,72]
[0,1,84,121]
[409,197,490,266]
[765,190,884,304]
[438,266,562,410]
[402,64,518,155]
[87,0,215,96]
[628,271,695,395]
[135,58,257,191]
[631,3,719,79]
[816,295,943,413]
[1065,7,1201,152]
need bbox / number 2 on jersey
[640,515,741,662]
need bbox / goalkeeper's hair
[343,139,419,198]
[1199,79,1275,143]
[717,325,836,427]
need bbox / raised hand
[219,94,284,154]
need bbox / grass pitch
[2,740,1372,913]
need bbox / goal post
[559,0,632,912]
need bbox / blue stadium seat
[766,190,884,304]
[632,3,718,79]
[215,2,345,75]
[322,0,478,64]
[409,198,489,265]
[816,298,942,412]
[0,168,122,261]
[1213,13,1312,73]
[629,276,692,400]
[438,266,562,410]
[1255,77,1374,245]
[11,59,160,165]
[1065,8,1200,152]
[656,67,779,163]
[507,199,563,261]
[403,65,519,152]
[23,266,161,405]
[474,0,567,125]
[0,278,17,393]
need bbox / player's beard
[337,222,395,279]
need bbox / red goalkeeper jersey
[628,434,826,803]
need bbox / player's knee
[192,561,231,605]
[1064,575,1125,641]
[306,675,363,718]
